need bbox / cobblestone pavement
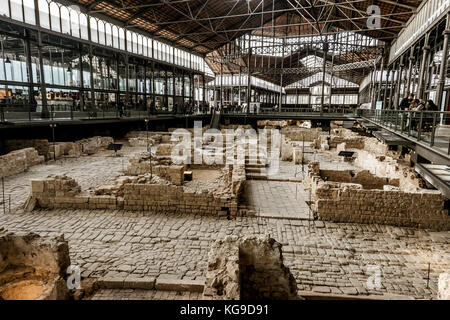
[1,208,448,299]
[1,143,144,211]
[245,181,311,219]
[0,146,449,300]
[89,289,202,300]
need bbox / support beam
[436,13,450,109]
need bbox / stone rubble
[0,228,71,300]
[203,235,299,300]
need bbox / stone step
[97,275,204,293]
[245,167,263,173]
[246,173,268,180]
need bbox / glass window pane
[138,35,143,55]
[105,23,112,46]
[126,31,132,52]
[112,26,119,48]
[119,28,125,50]
[11,0,24,22]
[50,3,60,32]
[132,33,137,53]
[24,0,36,25]
[70,9,80,37]
[90,17,98,43]
[61,6,70,35]
[98,21,105,45]
[79,14,88,40]
[0,0,10,18]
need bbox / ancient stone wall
[28,174,251,217]
[3,139,50,158]
[281,127,324,142]
[0,148,44,178]
[125,156,185,185]
[306,164,450,230]
[203,236,298,300]
[319,169,399,190]
[0,229,70,300]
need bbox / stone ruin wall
[0,148,44,178]
[0,136,114,178]
[27,169,252,217]
[306,163,450,231]
[0,228,71,300]
[203,236,299,300]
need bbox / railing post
[417,111,423,141]
[430,113,437,147]
[408,111,412,136]
[395,112,398,131]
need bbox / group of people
[399,94,438,112]
[398,94,439,131]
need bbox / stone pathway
[1,208,448,299]
[0,144,449,300]
[89,289,202,300]
[0,144,145,212]
[245,180,311,219]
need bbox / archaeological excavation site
[0,0,449,312]
[0,118,449,303]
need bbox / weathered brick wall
[319,169,399,190]
[315,187,449,230]
[125,157,185,185]
[0,148,44,178]
[3,139,50,157]
[28,175,250,217]
[281,127,324,142]
[305,165,450,231]
[122,184,239,216]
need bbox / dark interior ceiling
[70,0,423,86]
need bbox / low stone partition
[125,155,185,185]
[306,163,450,230]
[27,174,249,217]
[123,184,238,216]
[203,235,299,300]
[3,136,114,162]
[0,148,44,178]
[0,228,70,300]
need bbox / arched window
[23,0,36,25]
[148,38,152,58]
[132,32,138,53]
[143,36,148,56]
[79,14,88,40]
[126,30,132,52]
[137,35,143,55]
[105,23,112,46]
[38,0,50,29]
[70,8,80,38]
[112,26,119,49]
[98,20,105,45]
[60,6,70,35]
[119,28,125,50]
[90,17,98,42]
[11,0,24,22]
[50,2,61,32]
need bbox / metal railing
[0,103,213,124]
[360,109,450,155]
[221,107,356,116]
